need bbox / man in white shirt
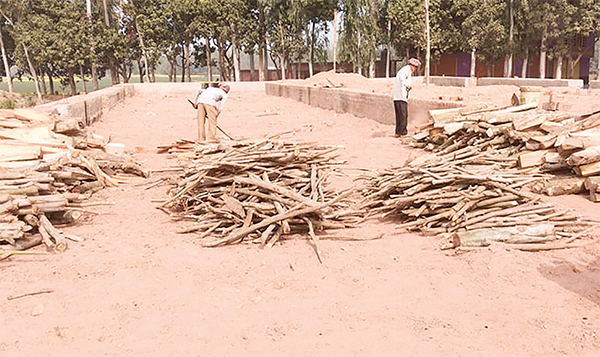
[193,82,230,142]
[392,58,421,137]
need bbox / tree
[339,0,380,76]
[454,0,507,76]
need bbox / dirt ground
[1,79,600,357]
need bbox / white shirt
[393,65,412,102]
[195,87,228,113]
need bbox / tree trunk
[556,55,563,79]
[68,67,76,96]
[102,0,110,25]
[369,0,376,80]
[386,19,391,78]
[249,49,255,81]
[470,49,476,77]
[540,33,546,79]
[22,44,42,100]
[308,22,315,77]
[258,4,266,81]
[333,9,337,73]
[181,46,185,82]
[205,39,212,83]
[137,58,144,83]
[232,27,240,82]
[91,62,98,90]
[505,0,513,77]
[79,64,87,93]
[0,25,13,93]
[521,49,528,78]
[168,57,175,82]
[596,39,600,80]
[185,42,191,82]
[40,68,47,96]
[135,19,150,83]
[218,40,227,82]
[48,70,55,94]
[262,42,268,80]
[424,0,430,86]
[110,56,119,85]
[278,18,286,80]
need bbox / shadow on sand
[538,257,600,307]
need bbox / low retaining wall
[34,81,266,126]
[477,77,583,87]
[36,84,134,126]
[265,82,462,130]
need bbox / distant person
[192,82,230,142]
[393,57,421,137]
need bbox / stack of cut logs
[359,164,597,250]
[158,136,362,261]
[411,103,600,202]
[359,102,599,250]
[0,108,148,255]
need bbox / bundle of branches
[158,137,364,261]
[0,109,149,256]
[411,103,600,201]
[359,163,598,251]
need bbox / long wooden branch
[203,190,352,247]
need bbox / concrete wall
[477,77,583,87]
[129,81,265,97]
[265,82,462,130]
[36,84,134,126]
[34,81,265,126]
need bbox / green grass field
[0,74,215,95]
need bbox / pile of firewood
[357,102,600,250]
[359,163,597,250]
[158,136,363,261]
[0,108,148,256]
[411,103,600,201]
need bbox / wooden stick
[7,289,53,301]
[203,190,351,247]
[304,217,323,263]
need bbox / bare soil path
[1,88,599,357]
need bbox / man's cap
[408,58,421,67]
[218,83,230,93]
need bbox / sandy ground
[1,81,600,357]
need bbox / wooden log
[590,190,600,202]
[513,113,549,131]
[0,143,42,162]
[203,190,352,247]
[567,146,600,166]
[0,220,28,244]
[0,185,38,196]
[235,175,319,208]
[53,116,84,133]
[584,176,600,191]
[452,223,555,247]
[518,150,548,168]
[7,234,42,251]
[526,135,556,150]
[0,199,16,214]
[13,108,54,122]
[538,177,586,196]
[75,180,104,194]
[38,214,68,252]
[574,161,600,177]
[82,149,148,178]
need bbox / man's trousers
[197,103,219,142]
[393,100,408,136]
